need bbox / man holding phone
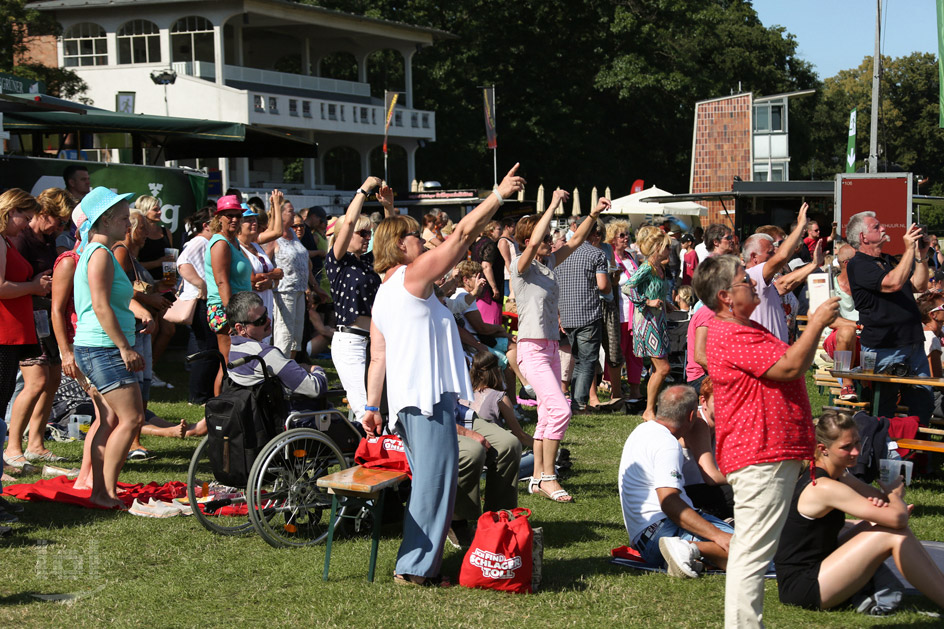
[846,212,932,424]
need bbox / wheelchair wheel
[186,437,254,536]
[246,428,348,548]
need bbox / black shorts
[777,565,822,610]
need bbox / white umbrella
[571,187,581,216]
[604,185,707,217]
[537,184,545,213]
[590,186,598,212]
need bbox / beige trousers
[724,459,803,629]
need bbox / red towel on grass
[4,476,186,510]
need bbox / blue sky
[752,0,940,79]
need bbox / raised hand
[496,162,526,199]
[903,223,922,250]
[796,202,809,229]
[269,189,283,211]
[591,197,611,217]
[377,184,394,210]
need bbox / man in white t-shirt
[618,385,732,578]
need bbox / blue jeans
[862,342,932,424]
[564,320,603,408]
[394,392,459,578]
[636,511,734,567]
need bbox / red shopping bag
[354,435,412,478]
[459,508,533,594]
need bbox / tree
[300,0,817,194]
[1,0,87,100]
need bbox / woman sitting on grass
[774,410,944,612]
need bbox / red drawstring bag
[459,508,533,594]
[354,435,412,478]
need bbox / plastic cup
[900,460,914,486]
[861,351,877,374]
[162,261,178,283]
[164,248,179,260]
[69,414,91,439]
[834,350,852,372]
[879,459,897,484]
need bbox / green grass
[1,355,943,627]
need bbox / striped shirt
[228,335,326,398]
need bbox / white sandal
[534,474,574,503]
[528,476,542,495]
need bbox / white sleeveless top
[372,265,473,424]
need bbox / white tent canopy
[604,186,708,217]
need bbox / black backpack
[204,375,286,487]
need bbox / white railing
[171,61,216,81]
[223,65,370,98]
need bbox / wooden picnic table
[830,369,944,417]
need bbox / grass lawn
[1,350,943,627]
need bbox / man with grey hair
[846,211,932,422]
[743,202,820,342]
[618,385,733,578]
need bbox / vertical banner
[482,86,497,149]
[846,108,857,173]
[938,0,944,127]
[382,91,399,154]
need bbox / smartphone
[807,273,831,317]
[918,223,930,247]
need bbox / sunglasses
[617,233,629,239]
[722,234,735,241]
[355,229,372,239]
[292,223,305,230]
[404,230,423,240]
[241,308,269,327]
[728,273,751,289]
[771,240,783,248]
[931,304,944,314]
[220,212,242,220]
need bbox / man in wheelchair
[227,291,328,404]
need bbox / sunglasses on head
[241,308,269,327]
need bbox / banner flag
[483,87,497,149]
[846,108,857,173]
[383,91,399,153]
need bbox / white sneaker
[659,537,701,578]
[151,374,174,389]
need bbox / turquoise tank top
[204,233,252,309]
[74,242,136,348]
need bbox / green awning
[2,109,317,158]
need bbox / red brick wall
[691,94,752,227]
[17,34,58,67]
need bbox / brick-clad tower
[690,93,752,227]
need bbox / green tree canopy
[305,0,816,194]
[1,0,87,100]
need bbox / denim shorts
[74,345,138,394]
[635,511,734,567]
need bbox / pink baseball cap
[72,203,87,230]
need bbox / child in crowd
[678,376,732,521]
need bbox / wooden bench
[895,438,944,454]
[317,465,409,582]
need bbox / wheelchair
[184,350,363,548]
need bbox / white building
[28,0,447,196]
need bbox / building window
[360,108,369,124]
[171,16,215,64]
[269,97,278,114]
[340,105,345,122]
[289,99,298,116]
[302,101,311,118]
[117,20,160,65]
[62,23,108,67]
[254,95,264,112]
[753,162,787,182]
[371,109,377,125]
[320,103,325,120]
[753,103,785,133]
[328,104,337,121]
[352,106,358,123]
[394,111,403,127]
[411,112,418,128]
[422,113,430,129]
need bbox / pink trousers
[619,322,644,385]
[516,338,572,441]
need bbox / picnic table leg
[367,491,386,583]
[323,494,339,581]
[873,384,883,418]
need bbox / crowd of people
[0,163,942,622]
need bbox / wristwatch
[356,188,368,197]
